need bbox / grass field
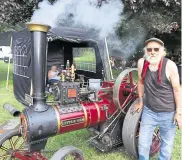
[73,49,96,72]
[0,61,181,160]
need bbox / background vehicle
[0,47,4,59]
[0,46,11,61]
[3,53,13,63]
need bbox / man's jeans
[138,106,176,160]
[48,79,59,85]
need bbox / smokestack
[26,23,50,111]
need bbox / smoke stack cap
[26,22,51,32]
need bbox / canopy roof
[12,26,108,105]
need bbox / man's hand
[174,112,182,129]
[131,102,143,115]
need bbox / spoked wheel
[50,146,85,160]
[122,100,161,158]
[0,119,53,160]
[0,119,25,160]
[113,68,138,113]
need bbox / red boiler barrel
[53,99,110,134]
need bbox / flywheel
[113,68,138,113]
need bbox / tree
[118,0,181,35]
[0,0,37,26]
[0,0,181,34]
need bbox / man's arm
[137,58,145,104]
[168,60,182,113]
[48,70,54,79]
[131,58,144,114]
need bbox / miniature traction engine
[0,23,161,160]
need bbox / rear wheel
[122,100,160,158]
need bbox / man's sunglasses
[146,48,160,52]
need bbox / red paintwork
[99,81,117,114]
[17,72,138,159]
[14,151,47,160]
[101,79,137,112]
[57,100,110,134]
[56,76,137,134]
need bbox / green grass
[0,61,181,160]
[74,51,96,63]
[74,50,96,72]
[0,60,13,88]
[73,48,96,63]
[112,69,138,83]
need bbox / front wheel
[50,146,85,160]
[0,119,56,159]
[0,119,25,160]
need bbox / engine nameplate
[61,117,85,127]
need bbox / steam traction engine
[0,24,160,160]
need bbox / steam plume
[31,0,123,38]
[107,25,147,58]
[31,0,147,59]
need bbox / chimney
[26,23,51,111]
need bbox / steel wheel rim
[122,101,161,158]
[113,68,138,113]
[0,135,25,160]
[50,146,85,160]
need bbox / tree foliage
[119,0,181,35]
[0,0,181,34]
[0,0,36,26]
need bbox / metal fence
[75,62,96,73]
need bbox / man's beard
[144,53,162,65]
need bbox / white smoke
[31,0,123,38]
[107,22,147,59]
[31,0,147,59]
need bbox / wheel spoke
[121,93,132,111]
[18,141,25,149]
[129,72,134,88]
[153,130,161,141]
[9,138,15,150]
[13,136,20,147]
[0,155,11,158]
[136,134,139,138]
[153,131,157,137]
[0,146,8,151]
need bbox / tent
[12,26,110,105]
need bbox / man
[48,65,60,85]
[132,38,182,160]
[110,56,116,69]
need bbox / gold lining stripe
[52,105,61,134]
[94,102,101,123]
[26,23,51,32]
[88,108,92,127]
[81,104,88,127]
